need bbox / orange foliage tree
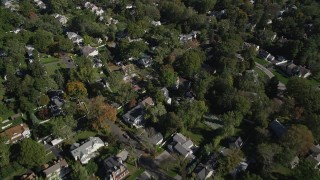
[66,81,88,98]
[88,96,117,131]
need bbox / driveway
[255,62,286,90]
[154,150,171,165]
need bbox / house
[194,154,218,180]
[84,2,104,16]
[34,0,46,9]
[243,42,259,51]
[269,120,287,138]
[290,156,299,169]
[104,156,129,180]
[70,137,106,164]
[229,137,243,149]
[137,55,153,68]
[194,165,214,180]
[42,159,70,180]
[258,50,273,60]
[137,170,153,180]
[25,45,35,58]
[179,31,200,43]
[307,144,320,168]
[149,132,164,146]
[122,97,154,127]
[3,0,19,11]
[48,90,65,117]
[66,32,83,44]
[0,123,31,144]
[52,14,68,25]
[151,20,161,26]
[122,105,144,127]
[81,46,99,57]
[116,150,129,162]
[168,133,196,159]
[20,172,36,180]
[161,87,172,104]
[121,64,136,81]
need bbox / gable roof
[43,159,69,177]
[173,133,187,144]
[0,123,29,142]
[269,120,287,138]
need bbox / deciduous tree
[18,139,46,168]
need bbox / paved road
[255,62,286,90]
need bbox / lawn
[41,55,60,64]
[73,130,98,141]
[182,121,217,145]
[254,67,269,79]
[44,61,65,76]
[272,70,289,84]
[126,163,145,180]
[159,159,179,178]
[254,57,270,66]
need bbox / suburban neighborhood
[1,0,320,180]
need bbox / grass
[44,61,65,76]
[159,159,178,178]
[41,56,59,64]
[308,77,320,87]
[254,57,270,66]
[182,122,216,145]
[126,163,145,180]
[254,67,269,79]
[73,130,98,141]
[0,162,26,180]
[272,70,289,84]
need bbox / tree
[18,139,46,168]
[32,29,54,52]
[218,149,244,175]
[48,0,69,13]
[70,163,89,180]
[161,112,184,134]
[176,49,205,78]
[177,100,208,129]
[159,65,177,87]
[242,172,263,180]
[292,160,320,180]
[0,137,10,167]
[256,143,282,170]
[38,94,50,106]
[86,160,98,175]
[192,72,214,100]
[286,77,311,104]
[66,81,88,99]
[57,36,74,52]
[265,77,279,98]
[281,124,314,156]
[50,115,77,139]
[145,103,167,123]
[88,96,117,131]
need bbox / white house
[43,159,70,180]
[70,137,106,164]
[81,46,99,57]
[0,123,31,144]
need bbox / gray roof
[149,133,163,145]
[81,46,97,56]
[195,165,213,180]
[311,145,320,154]
[116,150,129,161]
[173,133,187,144]
[43,159,69,177]
[182,140,193,149]
[123,105,144,123]
[229,137,243,149]
[137,170,152,180]
[174,143,190,157]
[269,120,287,138]
[104,156,122,170]
[70,137,104,160]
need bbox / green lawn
[126,163,145,180]
[182,122,216,145]
[41,56,59,64]
[254,57,270,66]
[73,130,98,141]
[254,67,269,79]
[272,70,289,84]
[44,61,65,76]
[159,159,178,178]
